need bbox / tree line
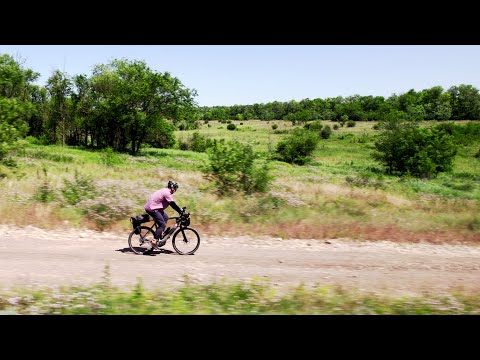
[199,86,480,123]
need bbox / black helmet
[167,181,179,190]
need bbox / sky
[1,45,479,107]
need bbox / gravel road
[1,224,480,296]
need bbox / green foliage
[346,120,356,127]
[226,123,236,131]
[0,98,32,160]
[373,120,458,178]
[320,125,332,139]
[84,58,196,153]
[271,124,278,130]
[99,147,122,167]
[203,139,273,195]
[26,135,49,145]
[304,120,323,131]
[179,132,214,153]
[145,116,176,149]
[274,128,319,165]
[32,167,56,203]
[61,170,97,205]
[434,121,480,145]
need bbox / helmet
[167,181,179,190]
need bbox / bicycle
[128,207,201,255]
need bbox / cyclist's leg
[147,210,167,240]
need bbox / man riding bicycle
[143,180,184,254]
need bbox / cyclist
[143,180,184,254]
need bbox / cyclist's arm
[169,201,183,214]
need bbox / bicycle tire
[128,225,156,255]
[172,227,201,255]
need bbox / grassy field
[1,119,479,244]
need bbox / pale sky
[1,45,479,107]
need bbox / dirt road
[1,224,479,296]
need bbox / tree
[86,58,197,154]
[45,70,72,145]
[447,84,480,120]
[373,119,458,178]
[0,54,37,159]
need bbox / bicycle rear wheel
[128,226,156,255]
[172,227,201,255]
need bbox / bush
[346,120,356,127]
[227,123,236,131]
[272,124,278,130]
[304,120,323,131]
[32,167,56,203]
[100,147,122,167]
[373,120,458,178]
[190,132,208,152]
[61,170,97,205]
[274,128,319,165]
[25,135,49,145]
[320,125,332,139]
[203,139,273,195]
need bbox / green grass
[1,273,478,315]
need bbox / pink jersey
[144,188,174,212]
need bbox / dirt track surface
[1,224,480,296]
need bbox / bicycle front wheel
[172,227,201,255]
[128,226,156,255]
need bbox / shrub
[100,147,122,167]
[304,120,323,131]
[178,141,189,151]
[61,170,97,205]
[203,139,273,195]
[190,132,208,152]
[227,123,236,131]
[373,120,458,178]
[32,167,56,203]
[346,120,356,128]
[272,124,278,130]
[320,125,332,139]
[274,128,319,165]
[25,135,49,145]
